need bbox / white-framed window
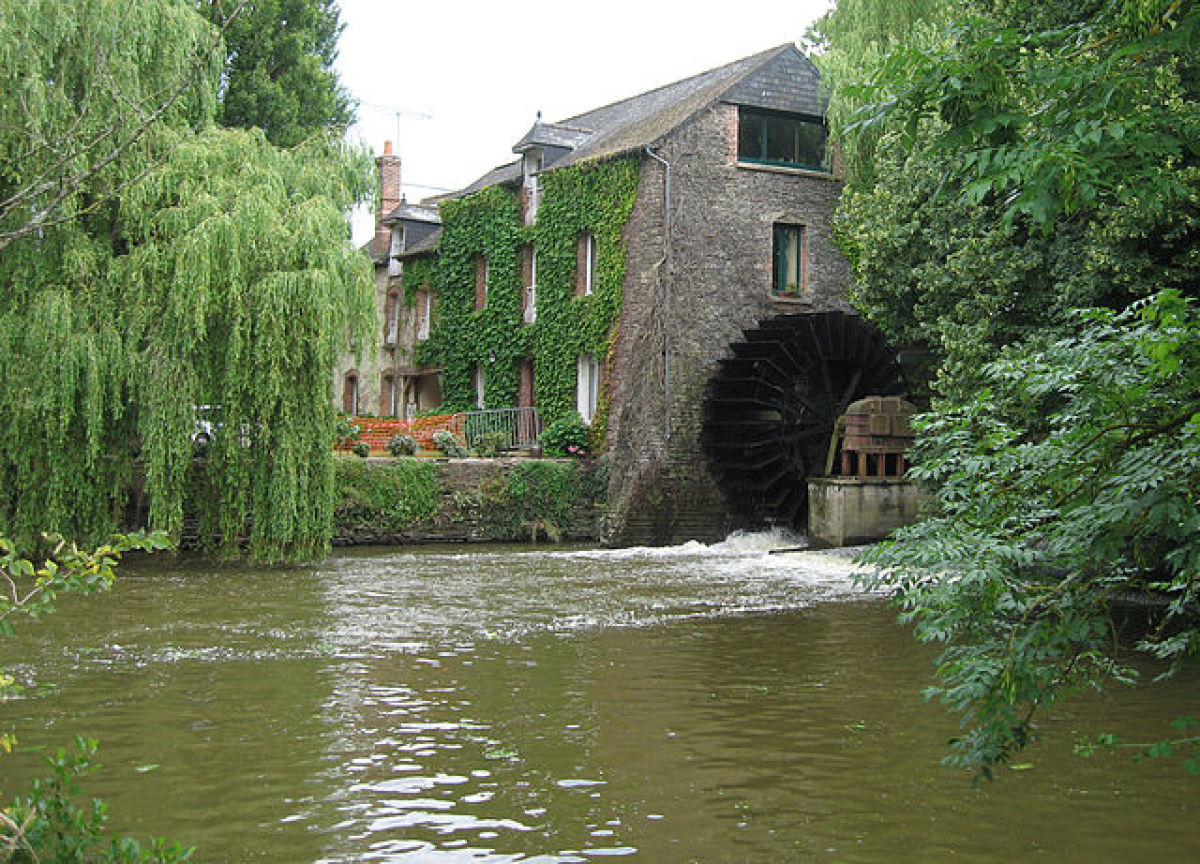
[388,226,403,277]
[384,289,401,346]
[523,150,543,226]
[416,288,431,341]
[576,354,599,424]
[523,245,537,325]
[381,373,398,417]
[577,232,597,296]
[473,364,486,410]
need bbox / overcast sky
[335,0,834,242]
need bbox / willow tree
[0,0,375,561]
[117,129,375,561]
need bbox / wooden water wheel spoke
[703,312,902,529]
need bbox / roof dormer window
[388,225,404,276]
[737,107,828,172]
[522,150,543,225]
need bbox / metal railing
[458,407,542,451]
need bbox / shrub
[352,441,370,458]
[539,412,589,457]
[334,414,360,447]
[433,430,468,458]
[333,459,440,532]
[387,434,417,457]
[475,429,508,458]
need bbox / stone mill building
[339,43,905,545]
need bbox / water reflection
[1,534,1197,862]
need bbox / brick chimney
[375,140,401,256]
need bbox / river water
[1,533,1196,861]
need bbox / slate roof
[513,120,594,153]
[437,159,523,200]
[444,43,823,201]
[384,202,441,226]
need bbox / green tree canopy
[202,0,355,146]
[0,0,375,561]
[829,0,1199,392]
[821,0,1200,776]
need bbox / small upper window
[416,288,432,341]
[343,372,359,416]
[576,232,597,296]
[474,255,488,310]
[388,227,403,277]
[772,224,807,299]
[473,365,486,410]
[522,245,537,325]
[738,108,828,172]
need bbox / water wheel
[702,311,902,529]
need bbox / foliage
[420,185,527,410]
[539,412,590,457]
[2,738,192,863]
[1075,715,1200,774]
[805,0,954,187]
[0,532,186,861]
[0,0,222,252]
[420,158,639,437]
[473,430,508,459]
[332,457,439,536]
[505,461,584,542]
[352,441,370,458]
[432,430,468,458]
[858,291,1200,778]
[819,0,1200,777]
[200,0,355,147]
[0,0,376,562]
[828,0,1200,396]
[386,434,416,457]
[0,531,169,659]
[401,254,437,307]
[531,158,640,429]
[334,415,361,447]
[449,461,587,542]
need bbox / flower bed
[336,414,465,454]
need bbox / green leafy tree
[0,0,376,561]
[860,292,1200,778]
[0,0,222,252]
[830,0,1199,394]
[820,0,1200,775]
[201,0,355,146]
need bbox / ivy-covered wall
[328,456,603,544]
[422,185,528,411]
[420,157,640,438]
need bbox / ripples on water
[1,533,1197,862]
[318,529,871,650]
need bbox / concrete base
[807,477,922,547]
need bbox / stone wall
[333,457,602,546]
[603,103,851,545]
[807,478,923,547]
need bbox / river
[1,533,1196,861]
